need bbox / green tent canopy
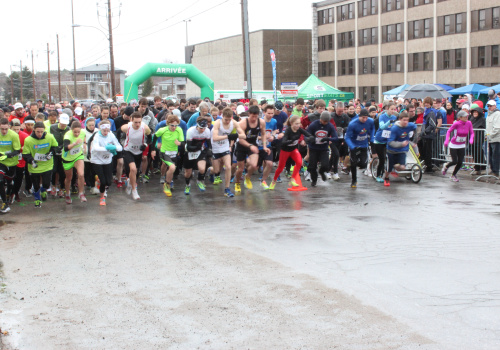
[296,74,354,102]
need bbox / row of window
[318,0,434,25]
[471,45,500,68]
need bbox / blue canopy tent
[383,84,410,95]
[448,83,490,95]
[479,84,500,94]
[434,84,454,91]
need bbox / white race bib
[188,151,201,160]
[356,135,367,141]
[166,151,177,157]
[130,145,140,150]
[336,127,344,139]
[34,153,48,161]
[382,130,391,138]
[70,146,81,155]
[102,154,110,160]
[456,136,466,142]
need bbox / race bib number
[166,151,177,157]
[382,130,391,138]
[70,146,81,155]
[456,136,466,142]
[356,135,367,141]
[216,140,226,145]
[34,153,48,161]
[336,127,344,139]
[188,151,201,160]
[102,154,110,160]
[130,145,140,150]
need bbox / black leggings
[51,155,65,188]
[446,148,465,176]
[31,171,52,193]
[329,142,340,173]
[308,149,330,182]
[24,163,32,191]
[92,163,113,193]
[350,148,368,183]
[0,172,14,202]
[372,143,387,177]
[84,161,95,187]
[12,166,24,196]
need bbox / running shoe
[0,203,10,214]
[99,197,106,206]
[214,176,222,185]
[375,177,384,183]
[299,167,305,175]
[319,170,327,182]
[326,172,332,180]
[230,176,235,183]
[58,189,64,198]
[311,180,317,187]
[34,200,41,208]
[50,187,57,196]
[126,182,132,195]
[142,174,150,184]
[90,187,100,195]
[23,190,32,197]
[442,165,448,175]
[244,176,253,189]
[451,175,459,182]
[132,189,140,200]
[276,176,282,183]
[208,169,214,184]
[197,181,206,192]
[116,181,124,188]
[384,178,390,187]
[152,168,161,175]
[304,171,311,182]
[224,188,234,197]
[71,186,78,194]
[332,173,340,181]
[65,195,72,204]
[261,181,269,190]
[41,190,48,202]
[80,194,87,202]
[286,170,292,178]
[160,176,166,184]
[290,178,299,187]
[269,181,276,190]
[235,183,241,193]
[351,182,357,188]
[163,184,172,197]
[184,185,191,195]
[341,168,350,175]
[390,171,399,178]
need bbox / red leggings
[273,149,302,181]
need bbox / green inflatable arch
[123,63,214,102]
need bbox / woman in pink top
[442,110,474,182]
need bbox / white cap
[487,100,496,106]
[236,105,246,115]
[172,109,181,117]
[461,104,470,110]
[75,107,83,116]
[14,102,23,110]
[106,98,114,103]
[59,113,70,124]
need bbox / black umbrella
[398,84,452,99]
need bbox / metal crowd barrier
[430,125,498,181]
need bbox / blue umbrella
[479,84,500,95]
[448,83,490,95]
[434,84,454,91]
[383,84,410,95]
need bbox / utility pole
[9,66,14,104]
[47,43,52,103]
[71,0,78,99]
[183,19,191,47]
[240,0,252,99]
[57,34,62,101]
[19,60,23,103]
[107,0,116,100]
[31,50,36,100]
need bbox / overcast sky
[3,0,315,76]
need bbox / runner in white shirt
[184,117,212,195]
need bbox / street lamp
[72,23,116,100]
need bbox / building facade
[152,78,187,100]
[313,0,500,102]
[185,29,312,98]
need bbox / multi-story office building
[312,0,500,102]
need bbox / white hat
[172,109,181,117]
[75,107,83,116]
[106,98,114,103]
[487,100,496,106]
[236,105,246,115]
[461,104,470,110]
[59,113,70,124]
[14,102,23,110]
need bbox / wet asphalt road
[1,170,499,349]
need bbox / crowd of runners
[0,89,499,213]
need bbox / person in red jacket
[9,103,27,124]
[9,118,29,203]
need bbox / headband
[99,124,111,130]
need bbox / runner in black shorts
[184,117,212,195]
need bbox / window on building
[362,0,368,16]
[362,58,368,74]
[455,13,463,33]
[348,59,354,74]
[424,52,431,70]
[413,53,419,71]
[424,0,431,3]
[396,23,402,40]
[443,50,450,68]
[349,3,354,18]
[363,29,369,45]
[413,0,419,5]
[479,10,486,30]
[494,7,500,28]
[328,34,334,49]
[424,19,431,37]
[387,25,392,42]
[492,45,499,66]
[341,5,347,20]
[328,8,334,23]
[396,0,402,9]
[340,60,346,75]
[339,33,346,48]
[444,15,450,34]
[396,55,402,71]
[455,49,462,68]
[387,56,392,72]
[371,0,377,14]
[478,46,486,67]
[414,20,420,38]
[371,28,377,44]
[348,31,354,46]
[387,0,392,11]
[318,11,324,25]
[371,57,377,73]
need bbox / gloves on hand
[45,152,53,161]
[0,155,7,162]
[139,144,147,151]
[105,144,117,152]
[305,136,315,144]
[31,160,38,169]
[227,133,238,141]
[320,137,330,143]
